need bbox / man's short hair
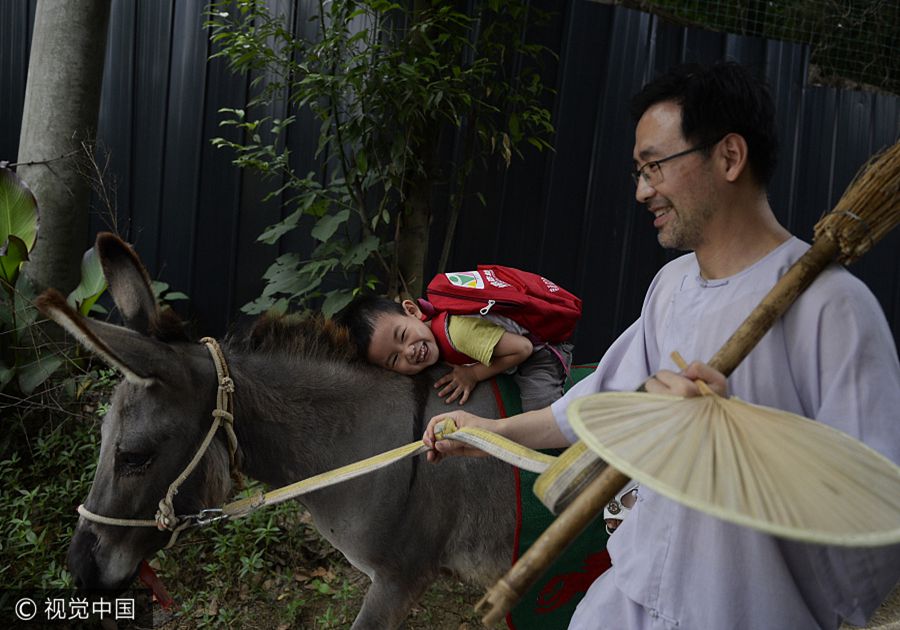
[630,61,779,185]
[337,295,405,359]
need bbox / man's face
[367,307,440,375]
[633,101,715,251]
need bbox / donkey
[37,233,517,629]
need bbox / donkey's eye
[115,451,152,475]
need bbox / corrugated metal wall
[1,0,898,362]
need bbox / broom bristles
[815,139,900,263]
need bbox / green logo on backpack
[445,271,484,289]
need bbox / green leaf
[150,281,170,298]
[13,271,38,331]
[310,210,350,242]
[268,298,290,316]
[0,167,39,251]
[508,112,521,141]
[241,294,276,315]
[67,247,107,316]
[321,289,354,318]
[259,209,303,244]
[164,291,189,301]
[355,150,368,174]
[340,235,379,267]
[260,254,302,296]
[0,235,28,285]
[18,355,63,395]
[306,198,330,219]
[0,355,14,390]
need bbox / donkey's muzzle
[67,528,104,590]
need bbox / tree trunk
[18,0,110,296]
[397,178,432,298]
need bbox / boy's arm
[435,331,532,404]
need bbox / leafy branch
[207,0,555,316]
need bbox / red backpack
[417,265,582,346]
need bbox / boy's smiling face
[367,300,440,375]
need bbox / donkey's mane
[151,305,192,343]
[239,312,359,363]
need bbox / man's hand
[644,360,728,397]
[423,410,494,462]
[434,365,480,404]
[422,406,568,464]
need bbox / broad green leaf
[151,281,170,298]
[258,209,302,244]
[18,354,64,395]
[67,247,107,316]
[0,235,28,285]
[260,254,302,296]
[340,235,379,267]
[164,291,189,301]
[310,210,350,242]
[241,294,276,315]
[268,298,289,316]
[311,240,346,259]
[321,289,354,318]
[296,257,339,277]
[0,167,39,250]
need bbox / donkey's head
[36,233,234,591]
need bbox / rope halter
[76,337,240,548]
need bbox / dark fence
[1,0,898,363]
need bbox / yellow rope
[221,420,566,519]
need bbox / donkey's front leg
[351,570,436,630]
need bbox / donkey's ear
[95,232,159,335]
[36,289,168,386]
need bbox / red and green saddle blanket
[491,365,611,630]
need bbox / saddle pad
[491,365,612,630]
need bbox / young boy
[340,295,573,411]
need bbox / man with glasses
[424,61,900,629]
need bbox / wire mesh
[602,0,899,95]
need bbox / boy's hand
[435,365,479,405]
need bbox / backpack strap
[428,311,476,365]
[532,339,572,377]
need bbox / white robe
[551,237,900,630]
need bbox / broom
[477,139,900,625]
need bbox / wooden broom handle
[480,235,841,625]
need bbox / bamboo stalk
[476,467,628,623]
[479,140,900,625]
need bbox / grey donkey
[36,233,516,629]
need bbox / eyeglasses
[630,140,719,187]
